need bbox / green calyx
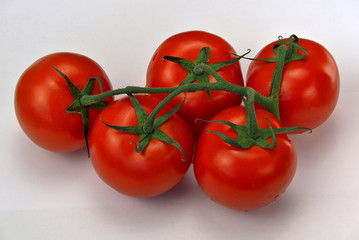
[52,66,110,156]
[101,94,188,161]
[245,34,308,64]
[163,47,243,100]
[203,118,311,149]
[200,88,311,149]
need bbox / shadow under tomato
[134,167,198,205]
[12,129,90,180]
[289,111,341,167]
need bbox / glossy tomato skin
[89,95,193,198]
[146,31,244,139]
[246,38,340,131]
[194,106,297,211]
[14,52,113,152]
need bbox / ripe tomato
[194,106,297,211]
[146,30,244,139]
[246,38,340,130]
[89,94,193,198]
[14,52,113,152]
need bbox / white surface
[1,0,359,239]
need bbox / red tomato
[194,106,297,211]
[146,31,244,139]
[89,95,193,198]
[14,52,113,152]
[246,38,340,130]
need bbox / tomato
[14,52,113,152]
[89,94,193,198]
[246,38,340,130]
[194,106,297,211]
[146,30,244,139]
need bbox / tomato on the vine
[146,30,244,138]
[194,106,297,211]
[14,52,113,152]
[246,38,340,130]
[89,94,193,198]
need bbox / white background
[1,0,359,239]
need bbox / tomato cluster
[14,31,340,211]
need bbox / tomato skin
[14,52,113,152]
[146,31,244,138]
[246,38,340,130]
[89,95,193,198]
[194,106,297,211]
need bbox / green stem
[197,63,278,115]
[80,63,281,134]
[81,86,179,106]
[245,88,260,139]
[142,63,280,133]
[143,82,217,134]
[268,45,288,120]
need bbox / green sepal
[243,34,308,64]
[209,57,240,72]
[100,120,143,135]
[200,119,275,149]
[101,94,189,161]
[262,125,312,137]
[162,56,194,73]
[275,35,308,63]
[163,48,213,100]
[209,49,251,72]
[80,107,90,154]
[132,134,152,153]
[200,119,311,149]
[194,47,211,65]
[154,98,185,128]
[52,65,81,98]
[127,93,149,124]
[152,130,186,161]
[162,47,242,102]
[52,66,110,157]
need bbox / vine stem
[142,63,278,133]
[80,64,280,134]
[268,45,288,120]
[197,63,279,117]
[245,88,260,139]
[58,36,310,155]
[80,86,179,105]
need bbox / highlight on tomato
[246,37,340,131]
[194,105,297,211]
[89,94,194,198]
[146,30,244,139]
[14,52,113,152]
